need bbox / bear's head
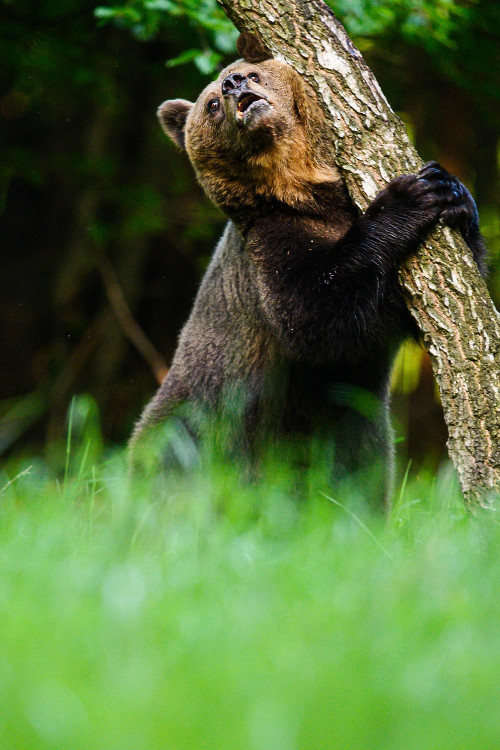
[158,49,339,215]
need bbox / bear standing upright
[130,37,486,505]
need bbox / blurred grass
[1,425,500,749]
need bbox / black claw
[419,178,447,192]
[419,166,441,176]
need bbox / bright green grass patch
[1,445,500,749]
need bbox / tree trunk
[218,0,500,508]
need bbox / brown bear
[130,39,486,505]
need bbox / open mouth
[235,91,270,122]
[237,93,265,113]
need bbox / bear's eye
[207,98,220,113]
[248,72,260,83]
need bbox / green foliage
[391,339,424,395]
[482,205,500,300]
[328,0,500,105]
[1,432,500,748]
[328,0,468,50]
[93,0,500,103]
[0,0,498,455]
[94,0,237,73]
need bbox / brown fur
[158,59,341,215]
[236,32,272,63]
[132,51,486,506]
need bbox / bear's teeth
[237,94,262,113]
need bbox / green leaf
[165,48,203,68]
[94,7,118,19]
[194,49,222,75]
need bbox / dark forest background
[1,0,499,470]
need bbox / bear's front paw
[372,168,451,223]
[418,161,479,239]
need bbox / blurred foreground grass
[1,423,500,749]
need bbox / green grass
[1,440,500,749]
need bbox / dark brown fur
[130,53,486,504]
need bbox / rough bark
[218,0,500,508]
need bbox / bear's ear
[236,32,272,63]
[157,99,194,150]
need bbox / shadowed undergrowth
[1,433,500,749]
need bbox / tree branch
[218,0,500,507]
[96,251,169,386]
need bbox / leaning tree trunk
[218,0,500,508]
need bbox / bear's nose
[222,73,247,95]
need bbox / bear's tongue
[237,93,263,113]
